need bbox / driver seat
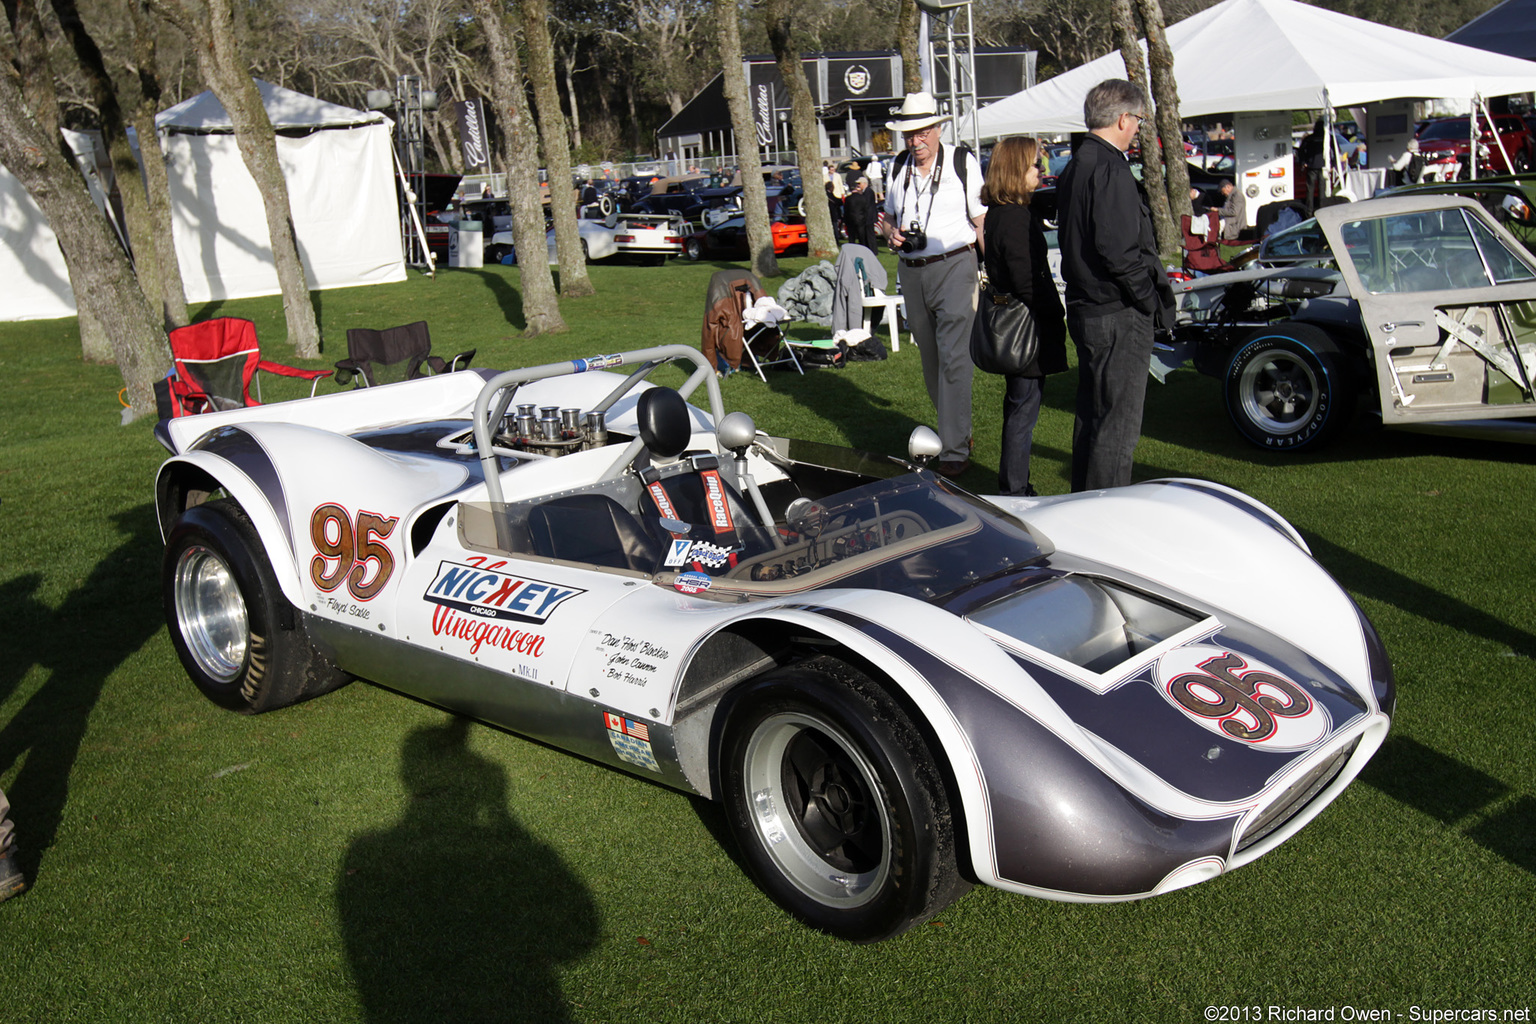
[633,388,773,563]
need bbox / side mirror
[907,426,942,465]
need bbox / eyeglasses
[903,127,938,141]
[1125,113,1147,127]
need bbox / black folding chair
[334,321,475,387]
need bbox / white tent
[962,0,1536,138]
[0,131,119,322]
[156,80,406,303]
[0,163,77,322]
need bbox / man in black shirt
[1056,79,1170,491]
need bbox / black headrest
[636,387,692,460]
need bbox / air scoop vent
[1237,739,1359,852]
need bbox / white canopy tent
[0,131,119,322]
[156,80,406,303]
[961,0,1536,139]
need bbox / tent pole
[1323,90,1336,202]
[391,142,436,278]
[1475,95,1512,180]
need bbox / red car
[1417,114,1535,177]
[684,214,808,261]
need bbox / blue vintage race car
[154,345,1393,942]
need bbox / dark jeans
[1068,304,1154,492]
[999,374,1043,495]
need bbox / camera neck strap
[901,142,945,238]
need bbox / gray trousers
[1068,304,1154,492]
[898,252,978,462]
[0,785,13,855]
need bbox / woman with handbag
[975,136,1068,496]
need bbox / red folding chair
[165,317,331,417]
[1181,212,1236,277]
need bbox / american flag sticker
[604,712,659,771]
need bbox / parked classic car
[1165,193,1536,449]
[486,207,686,266]
[154,344,1392,942]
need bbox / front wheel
[163,499,349,713]
[1224,326,1355,451]
[684,236,704,261]
[720,658,967,942]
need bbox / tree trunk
[716,0,777,278]
[471,0,565,336]
[1136,0,1188,258]
[50,0,187,333]
[153,0,324,358]
[0,71,169,418]
[763,0,836,260]
[560,50,582,149]
[1112,0,1175,263]
[898,0,922,93]
[127,0,189,330]
[520,0,594,298]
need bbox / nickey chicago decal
[1154,645,1331,752]
[424,561,584,624]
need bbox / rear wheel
[720,658,967,942]
[1224,325,1355,451]
[163,499,349,713]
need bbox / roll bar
[472,345,724,506]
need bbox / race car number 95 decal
[1154,646,1330,751]
[310,503,399,601]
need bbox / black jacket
[982,202,1067,376]
[1056,133,1165,318]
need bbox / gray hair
[1083,79,1147,131]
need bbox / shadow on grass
[1363,735,1535,876]
[337,716,598,1023]
[469,267,526,329]
[0,505,165,881]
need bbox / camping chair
[856,256,904,353]
[1181,212,1236,276]
[334,320,476,387]
[700,270,802,382]
[166,317,331,417]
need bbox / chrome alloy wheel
[741,711,894,909]
[1238,350,1320,436]
[172,544,249,682]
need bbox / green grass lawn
[1,257,1533,1023]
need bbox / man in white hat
[878,91,986,478]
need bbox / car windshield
[1339,206,1536,293]
[460,472,1052,601]
[1262,218,1330,261]
[1419,119,1475,141]
[701,473,1054,600]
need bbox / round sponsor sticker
[1153,644,1330,751]
[674,571,713,594]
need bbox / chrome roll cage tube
[472,345,725,507]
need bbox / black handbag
[970,281,1040,375]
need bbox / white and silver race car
[153,345,1394,942]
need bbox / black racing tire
[580,239,591,263]
[684,236,704,261]
[720,657,968,942]
[163,499,349,714]
[1224,324,1356,452]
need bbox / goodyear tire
[1224,325,1355,452]
[163,499,348,714]
[721,658,968,942]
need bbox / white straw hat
[885,92,952,133]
